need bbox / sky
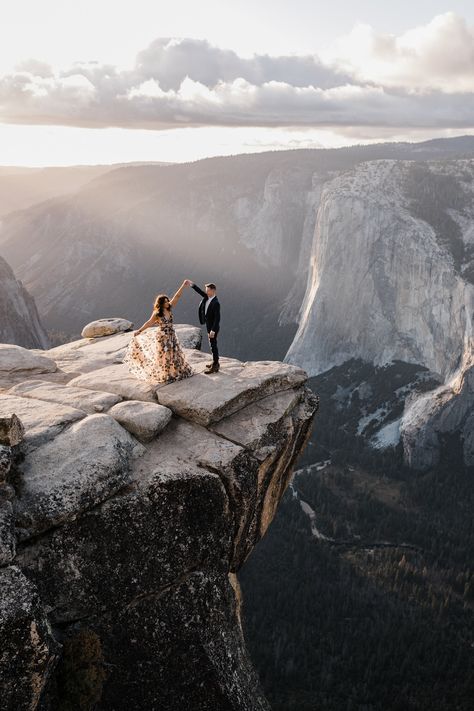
[1,1,474,165]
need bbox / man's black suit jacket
[191,284,220,333]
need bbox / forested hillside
[239,375,474,710]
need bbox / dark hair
[154,294,170,317]
[205,283,217,290]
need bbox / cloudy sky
[2,0,474,165]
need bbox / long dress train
[124,311,193,384]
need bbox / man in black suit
[185,280,221,373]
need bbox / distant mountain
[0,165,113,217]
[0,255,49,348]
[2,137,474,366]
[0,162,173,217]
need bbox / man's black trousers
[207,328,219,364]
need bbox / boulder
[174,324,202,350]
[109,400,172,442]
[0,344,56,375]
[45,331,135,375]
[8,380,121,414]
[13,413,145,538]
[81,318,133,338]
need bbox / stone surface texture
[0,323,317,711]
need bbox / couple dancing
[124,279,220,384]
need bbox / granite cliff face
[0,256,49,349]
[286,160,474,378]
[285,159,474,469]
[0,322,317,710]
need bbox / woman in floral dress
[124,280,193,384]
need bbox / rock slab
[156,357,307,426]
[109,400,172,442]
[0,394,85,452]
[8,379,121,414]
[0,344,56,375]
[68,364,157,402]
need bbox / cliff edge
[0,322,318,711]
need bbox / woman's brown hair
[154,294,170,318]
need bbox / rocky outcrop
[0,323,317,710]
[0,256,49,349]
[401,351,474,470]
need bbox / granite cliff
[286,159,474,378]
[0,321,317,710]
[0,256,49,349]
[286,159,474,470]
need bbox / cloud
[135,38,350,90]
[1,16,474,132]
[328,12,474,92]
[14,59,54,78]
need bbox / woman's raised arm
[169,280,188,307]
